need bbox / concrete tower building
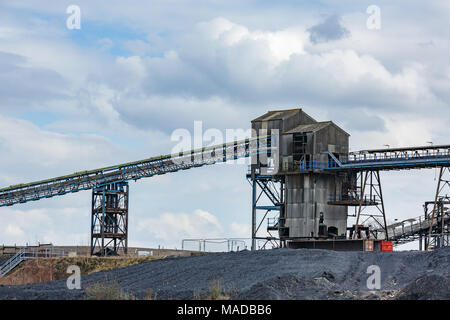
[251,109,349,242]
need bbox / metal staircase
[0,248,26,278]
[374,214,449,247]
[0,247,68,278]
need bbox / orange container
[381,241,393,252]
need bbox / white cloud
[196,17,307,65]
[124,40,153,56]
[103,17,443,126]
[98,38,114,51]
[138,209,223,242]
[0,115,121,178]
[0,205,89,246]
[1,13,445,135]
[348,113,439,151]
[4,224,25,238]
[0,3,449,252]
[195,209,221,228]
[230,222,251,238]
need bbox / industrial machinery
[249,109,450,251]
[0,135,273,255]
[1,108,449,254]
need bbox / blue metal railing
[299,149,450,172]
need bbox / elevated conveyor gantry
[299,144,450,247]
[0,136,273,207]
[0,135,274,255]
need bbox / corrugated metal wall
[251,109,349,239]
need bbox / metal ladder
[0,248,26,278]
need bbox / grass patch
[0,255,160,286]
[84,281,136,300]
[84,281,159,300]
[197,279,235,300]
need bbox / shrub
[84,281,136,300]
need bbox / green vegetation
[0,255,159,286]
[84,281,158,300]
[84,281,136,300]
[195,278,236,300]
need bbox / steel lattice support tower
[249,174,285,251]
[352,170,388,240]
[328,170,388,240]
[426,167,450,250]
[91,182,129,256]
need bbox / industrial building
[249,108,449,251]
[0,108,449,256]
[251,109,349,241]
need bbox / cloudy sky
[0,1,449,251]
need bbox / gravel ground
[0,247,448,300]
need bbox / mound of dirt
[0,255,164,286]
[0,247,448,300]
[396,275,450,300]
[234,274,351,300]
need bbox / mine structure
[249,109,449,251]
[0,108,449,255]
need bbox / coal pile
[0,247,448,300]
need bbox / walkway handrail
[0,247,68,277]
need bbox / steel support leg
[91,182,129,256]
[353,170,388,240]
[249,175,283,250]
[251,179,257,251]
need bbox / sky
[0,1,449,251]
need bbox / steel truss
[0,136,273,207]
[426,167,450,250]
[349,170,388,240]
[365,171,450,249]
[248,174,284,250]
[91,182,129,256]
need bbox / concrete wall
[280,122,349,239]
[285,174,347,238]
[251,109,349,240]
